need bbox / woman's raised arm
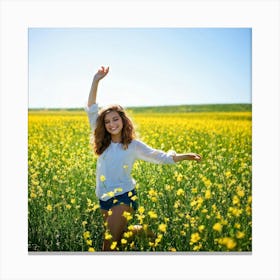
[87,66,109,107]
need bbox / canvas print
[28,28,252,252]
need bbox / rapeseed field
[28,108,252,252]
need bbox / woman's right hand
[93,66,109,82]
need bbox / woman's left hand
[187,153,202,162]
[172,153,202,163]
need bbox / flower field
[28,106,252,252]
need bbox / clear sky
[28,28,251,108]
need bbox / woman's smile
[108,126,121,134]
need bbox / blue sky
[28,28,251,108]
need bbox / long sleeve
[134,140,176,164]
[85,103,99,131]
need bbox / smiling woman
[85,66,202,251]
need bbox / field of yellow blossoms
[28,107,252,252]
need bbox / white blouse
[85,104,176,201]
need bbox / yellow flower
[221,218,228,226]
[123,231,133,238]
[148,188,157,196]
[218,237,237,250]
[155,234,163,246]
[131,195,137,201]
[190,232,201,244]
[176,188,185,196]
[93,204,99,211]
[204,179,211,188]
[46,204,52,211]
[108,209,112,216]
[232,195,240,205]
[197,197,204,206]
[138,206,145,214]
[148,211,158,219]
[176,173,183,182]
[127,225,134,232]
[229,207,243,217]
[114,187,123,194]
[225,171,232,178]
[213,222,223,233]
[151,196,157,202]
[130,241,135,249]
[82,221,87,227]
[191,187,198,194]
[86,239,92,246]
[30,192,37,199]
[121,238,127,245]
[184,223,189,229]
[101,191,114,199]
[70,198,76,204]
[193,244,202,251]
[158,223,167,233]
[88,247,95,252]
[236,231,245,239]
[165,185,173,191]
[105,232,112,240]
[247,196,252,204]
[122,211,132,221]
[83,231,91,240]
[190,200,197,207]
[205,189,211,199]
[246,205,252,216]
[198,225,205,232]
[236,186,245,197]
[110,241,117,250]
[100,175,106,182]
[174,201,180,208]
[136,213,145,224]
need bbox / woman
[85,66,202,251]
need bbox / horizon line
[28,102,252,110]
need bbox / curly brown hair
[93,104,136,155]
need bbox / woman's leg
[102,204,133,251]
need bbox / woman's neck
[111,134,121,143]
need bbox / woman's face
[104,111,123,136]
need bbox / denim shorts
[99,189,138,211]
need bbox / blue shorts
[99,189,138,211]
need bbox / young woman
[85,66,202,251]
